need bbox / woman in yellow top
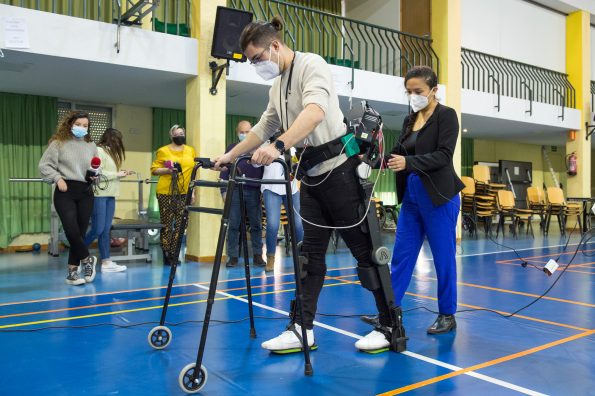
[151,125,196,265]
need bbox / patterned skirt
[156,194,186,260]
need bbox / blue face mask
[72,126,88,138]
[238,134,246,142]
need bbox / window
[58,101,113,142]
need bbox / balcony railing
[2,0,190,36]
[229,0,439,79]
[462,48,575,109]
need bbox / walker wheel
[179,363,208,393]
[148,325,172,350]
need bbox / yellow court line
[0,281,354,329]
[3,275,586,332]
[377,327,595,395]
[413,275,595,309]
[0,265,358,307]
[0,274,359,320]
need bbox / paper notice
[4,17,30,49]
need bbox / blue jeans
[84,197,116,261]
[263,189,304,255]
[391,173,460,315]
[227,188,263,258]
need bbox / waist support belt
[298,133,360,175]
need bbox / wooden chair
[496,190,534,237]
[526,186,547,230]
[545,187,581,236]
[461,176,496,237]
[473,164,506,197]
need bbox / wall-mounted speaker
[211,6,253,62]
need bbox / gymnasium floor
[1,229,594,395]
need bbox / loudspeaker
[211,6,253,62]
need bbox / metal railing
[229,0,439,78]
[462,48,575,109]
[2,0,190,36]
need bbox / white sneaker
[261,324,315,352]
[102,260,127,273]
[355,329,390,351]
[82,256,97,283]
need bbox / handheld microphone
[85,156,101,182]
[165,160,182,173]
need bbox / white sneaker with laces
[355,329,390,351]
[261,324,315,351]
[101,260,127,273]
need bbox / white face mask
[253,46,281,81]
[409,90,434,112]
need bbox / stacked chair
[544,187,582,236]
[460,176,497,237]
[526,186,547,230]
[496,190,534,237]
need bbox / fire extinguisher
[567,152,577,176]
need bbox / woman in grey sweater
[39,111,98,285]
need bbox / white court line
[193,283,547,396]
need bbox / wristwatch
[274,139,285,154]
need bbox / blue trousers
[226,188,263,258]
[263,189,304,255]
[391,173,460,315]
[84,196,116,261]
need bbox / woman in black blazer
[385,66,463,334]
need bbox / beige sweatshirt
[251,52,347,176]
[39,138,98,183]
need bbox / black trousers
[297,156,391,329]
[53,181,94,266]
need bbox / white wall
[344,0,400,30]
[461,0,566,72]
[114,104,153,220]
[0,4,197,76]
[462,89,581,131]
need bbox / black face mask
[172,136,186,145]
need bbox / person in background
[39,111,98,286]
[151,125,196,265]
[220,120,266,268]
[84,128,132,273]
[261,133,303,272]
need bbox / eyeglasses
[249,48,269,65]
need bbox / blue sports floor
[1,230,594,395]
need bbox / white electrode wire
[292,129,387,230]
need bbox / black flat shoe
[360,315,380,327]
[427,314,456,334]
[226,257,238,268]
